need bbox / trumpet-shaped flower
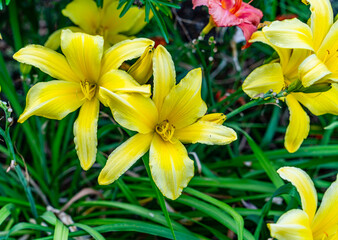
[193,0,263,48]
[268,166,338,240]
[259,0,338,87]
[98,45,237,200]
[14,30,153,170]
[242,26,338,153]
[45,0,150,50]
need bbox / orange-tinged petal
[293,84,338,116]
[13,45,81,83]
[61,29,104,83]
[268,209,313,240]
[152,45,176,112]
[284,94,310,153]
[18,81,84,123]
[73,98,99,170]
[311,175,338,240]
[62,0,100,34]
[242,63,285,99]
[98,133,153,185]
[278,167,317,222]
[149,134,194,200]
[175,120,237,145]
[101,38,154,75]
[99,87,158,133]
[159,68,207,129]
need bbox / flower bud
[128,45,154,85]
[288,79,332,93]
[20,63,32,76]
[200,113,226,124]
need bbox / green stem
[9,0,22,51]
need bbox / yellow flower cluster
[242,0,338,153]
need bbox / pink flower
[193,0,263,48]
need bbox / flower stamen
[155,120,175,143]
[80,81,97,100]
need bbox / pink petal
[238,21,257,48]
[236,2,263,25]
[192,0,208,9]
[209,0,242,27]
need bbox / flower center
[80,81,97,100]
[155,120,175,142]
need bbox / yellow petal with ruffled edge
[284,95,310,153]
[73,98,99,170]
[293,84,338,116]
[62,0,100,34]
[304,0,333,51]
[18,81,85,123]
[242,63,285,99]
[98,69,151,105]
[268,209,313,240]
[61,30,104,83]
[44,26,83,50]
[317,20,338,73]
[174,120,237,145]
[299,54,331,87]
[278,167,317,222]
[263,18,314,51]
[152,45,176,112]
[159,68,207,129]
[149,134,194,200]
[311,175,338,240]
[250,31,291,69]
[98,133,153,185]
[101,38,154,75]
[13,45,81,83]
[99,87,158,133]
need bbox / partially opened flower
[98,45,237,200]
[193,0,263,48]
[45,0,150,50]
[14,30,154,170]
[260,0,338,87]
[242,27,338,153]
[268,166,338,240]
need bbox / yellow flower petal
[299,54,331,87]
[62,0,100,34]
[98,69,151,105]
[159,68,207,129]
[268,209,313,240]
[101,38,154,75]
[305,0,333,51]
[73,98,99,170]
[152,45,176,112]
[18,81,84,123]
[98,133,153,185]
[242,63,285,99]
[293,84,338,115]
[13,45,81,83]
[317,20,338,72]
[278,166,317,222]
[149,134,194,200]
[44,26,83,50]
[283,49,311,79]
[250,31,291,68]
[263,18,314,51]
[124,9,152,35]
[61,29,104,82]
[311,175,338,240]
[99,87,158,133]
[174,120,237,145]
[284,94,310,153]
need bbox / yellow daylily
[242,30,338,153]
[261,0,338,87]
[268,166,338,240]
[14,29,154,170]
[45,0,151,50]
[98,45,237,200]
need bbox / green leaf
[0,204,14,226]
[40,211,57,226]
[53,220,69,240]
[71,223,105,240]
